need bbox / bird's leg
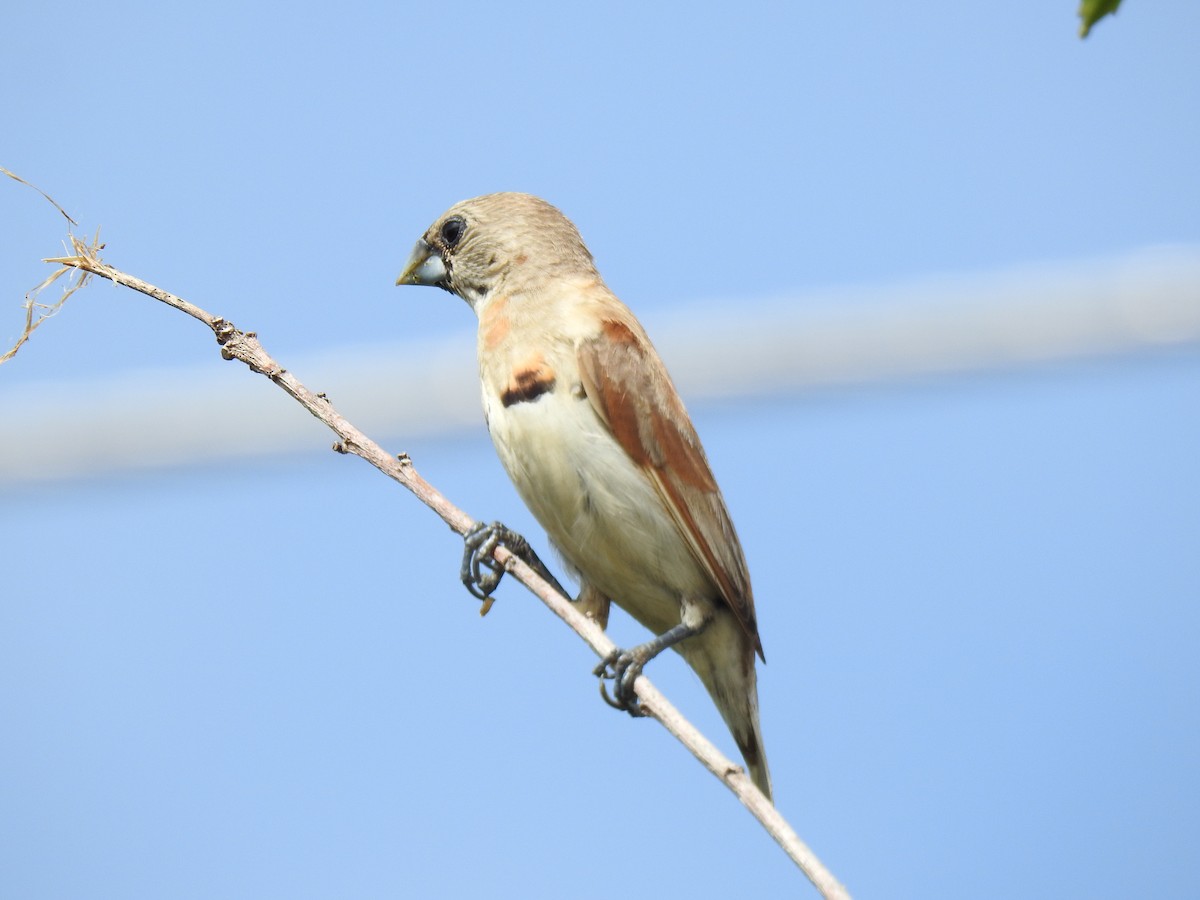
[594,620,705,717]
[460,521,570,602]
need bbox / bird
[396,192,772,799]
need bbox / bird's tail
[730,704,772,801]
[679,616,773,801]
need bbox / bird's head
[396,192,598,309]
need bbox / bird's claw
[460,519,574,611]
[461,521,506,601]
[460,520,572,611]
[594,648,649,718]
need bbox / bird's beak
[395,239,448,287]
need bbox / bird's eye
[440,216,466,249]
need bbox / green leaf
[1079,0,1123,38]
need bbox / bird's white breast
[483,377,710,635]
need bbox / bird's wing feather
[577,317,763,659]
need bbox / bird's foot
[593,647,651,718]
[460,521,570,608]
[592,621,705,717]
[461,521,507,602]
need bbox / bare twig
[1,231,101,364]
[2,165,78,225]
[1,170,87,364]
[41,244,851,900]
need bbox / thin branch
[41,244,852,900]
[2,165,78,225]
[1,231,101,364]
[1,170,87,364]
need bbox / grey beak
[396,239,448,286]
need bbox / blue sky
[2,2,1198,897]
